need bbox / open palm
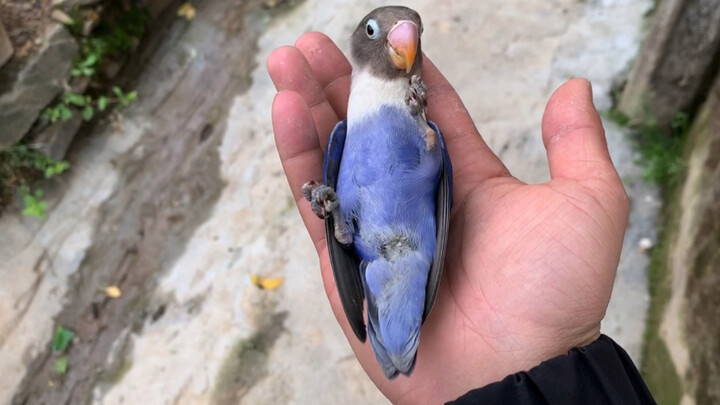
[268,33,629,404]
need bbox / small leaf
[84,53,99,66]
[56,161,70,174]
[82,106,94,121]
[177,3,196,20]
[45,161,69,178]
[59,105,73,122]
[104,286,122,298]
[250,274,285,290]
[71,68,82,76]
[55,356,68,375]
[52,326,75,352]
[66,93,86,107]
[22,197,47,219]
[112,86,123,98]
[98,96,108,111]
[120,90,138,106]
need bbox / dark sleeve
[447,335,656,405]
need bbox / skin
[268,32,629,404]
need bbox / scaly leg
[302,180,353,245]
[405,74,427,116]
[405,75,436,150]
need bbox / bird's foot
[405,76,436,150]
[302,180,353,245]
[302,180,340,220]
[405,74,427,117]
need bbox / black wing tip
[352,325,367,342]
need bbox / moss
[640,207,683,404]
[212,312,287,405]
[638,123,688,403]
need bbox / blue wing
[323,120,367,342]
[423,120,453,321]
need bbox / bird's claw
[302,180,339,220]
[404,75,436,150]
[405,74,427,116]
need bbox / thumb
[542,78,628,230]
[542,79,616,186]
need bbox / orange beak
[387,20,419,73]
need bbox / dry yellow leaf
[177,3,196,20]
[104,285,122,298]
[250,274,285,290]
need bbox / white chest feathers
[346,69,408,123]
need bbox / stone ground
[0,0,657,403]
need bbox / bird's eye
[366,19,380,39]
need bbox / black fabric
[447,335,656,405]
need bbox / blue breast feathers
[337,104,442,264]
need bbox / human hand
[268,32,629,404]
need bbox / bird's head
[350,6,423,79]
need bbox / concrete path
[0,0,656,403]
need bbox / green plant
[632,112,689,188]
[52,326,75,375]
[42,103,73,123]
[42,87,138,124]
[52,326,75,352]
[72,49,101,77]
[55,356,69,375]
[0,145,71,217]
[20,187,48,218]
[68,3,148,77]
[94,6,149,55]
[63,3,85,36]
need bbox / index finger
[422,57,510,188]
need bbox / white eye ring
[366,19,380,39]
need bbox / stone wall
[0,0,176,158]
[0,21,12,66]
[618,0,720,129]
[655,74,720,405]
[0,24,77,149]
[667,75,720,404]
[618,1,720,403]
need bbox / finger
[268,46,340,150]
[272,91,327,251]
[422,56,510,188]
[272,91,372,360]
[541,79,619,186]
[295,32,352,120]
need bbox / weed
[42,87,137,124]
[607,108,690,189]
[20,187,48,219]
[51,326,75,375]
[1,3,149,216]
[0,144,70,217]
[46,3,147,122]
[69,3,149,77]
[631,112,689,188]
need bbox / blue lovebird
[303,6,452,379]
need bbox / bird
[303,6,452,379]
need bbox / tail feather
[362,252,429,378]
